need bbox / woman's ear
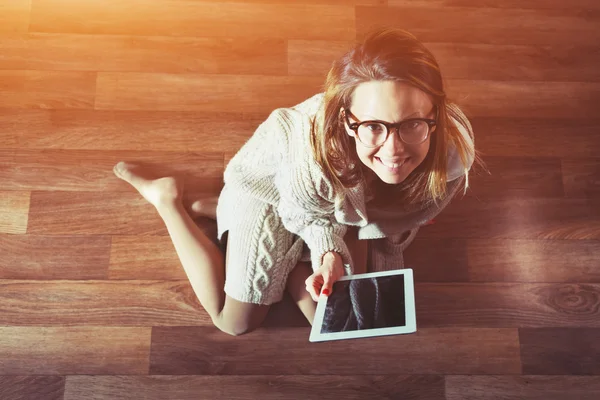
[339,108,355,137]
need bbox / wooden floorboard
[149,327,520,375]
[445,375,600,400]
[63,375,445,400]
[2,0,600,398]
[356,6,600,46]
[0,109,262,152]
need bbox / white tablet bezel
[309,268,416,343]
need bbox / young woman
[114,28,479,336]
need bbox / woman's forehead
[350,81,433,120]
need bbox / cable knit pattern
[219,93,475,279]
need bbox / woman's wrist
[322,251,342,263]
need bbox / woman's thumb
[321,275,332,296]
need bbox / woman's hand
[305,252,345,302]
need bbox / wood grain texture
[468,156,564,199]
[416,283,600,328]
[446,375,600,400]
[0,191,30,234]
[95,73,323,113]
[0,149,224,191]
[520,328,600,375]
[0,1,31,33]
[109,236,185,280]
[0,280,210,326]
[149,327,521,375]
[466,239,600,283]
[2,0,599,397]
[0,33,288,75]
[289,40,600,82]
[403,238,470,282]
[27,184,223,235]
[356,6,600,46]
[0,70,96,109]
[388,0,600,9]
[471,117,600,157]
[419,196,600,240]
[288,40,353,77]
[0,327,151,375]
[30,1,355,40]
[64,375,444,400]
[0,234,111,279]
[0,376,65,400]
[445,80,600,118]
[430,43,600,82]
[0,109,261,152]
[562,158,600,198]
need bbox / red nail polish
[322,289,330,296]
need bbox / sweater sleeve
[224,106,354,275]
[273,110,354,275]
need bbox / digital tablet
[309,268,416,343]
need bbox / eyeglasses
[342,106,438,148]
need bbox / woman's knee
[213,295,270,336]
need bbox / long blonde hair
[310,28,484,209]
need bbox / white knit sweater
[222,93,474,274]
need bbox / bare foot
[189,197,218,219]
[113,161,182,209]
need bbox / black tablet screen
[320,274,406,333]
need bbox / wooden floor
[1,0,600,399]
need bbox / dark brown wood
[465,239,600,283]
[0,376,65,400]
[471,117,600,157]
[0,327,151,375]
[419,195,600,240]
[0,281,210,326]
[562,158,600,198]
[403,238,471,282]
[468,156,564,199]
[149,326,520,375]
[446,375,600,400]
[63,375,444,400]
[415,283,600,327]
[520,328,600,374]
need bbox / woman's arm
[273,109,355,275]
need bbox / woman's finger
[321,273,332,296]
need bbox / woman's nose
[381,127,405,153]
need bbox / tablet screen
[309,269,416,342]
[321,274,406,333]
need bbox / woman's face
[342,80,436,185]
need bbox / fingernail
[321,289,330,296]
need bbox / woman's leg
[286,261,316,325]
[113,162,269,335]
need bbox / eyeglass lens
[357,120,428,146]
